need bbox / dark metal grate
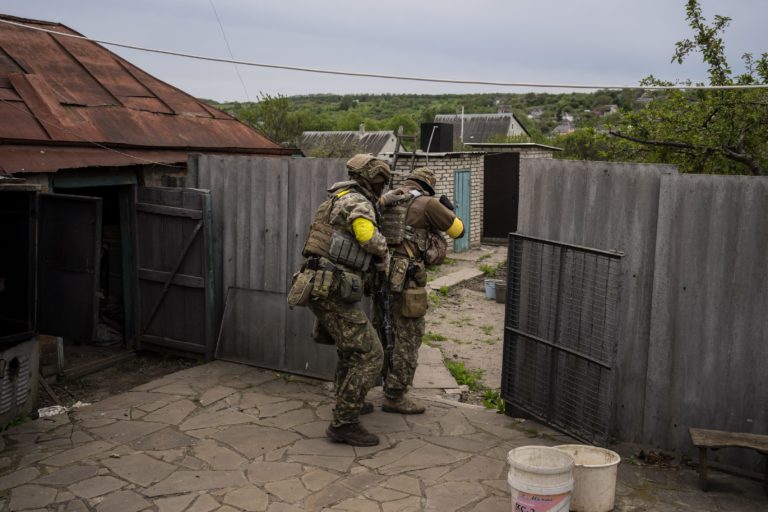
[502,234,623,445]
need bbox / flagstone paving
[0,361,765,511]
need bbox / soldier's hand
[374,252,391,276]
[378,189,408,207]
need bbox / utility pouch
[401,287,428,318]
[389,256,409,293]
[328,231,372,271]
[411,262,427,287]
[338,272,363,303]
[287,269,315,307]
[311,270,334,300]
[312,318,335,345]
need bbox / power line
[208,0,250,101]
[0,96,186,169]
[2,18,767,91]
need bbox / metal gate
[502,234,623,445]
[135,187,215,359]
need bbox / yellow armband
[446,218,464,238]
[352,218,375,243]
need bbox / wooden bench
[689,427,768,494]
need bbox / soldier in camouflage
[376,167,465,414]
[298,154,391,446]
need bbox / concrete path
[1,361,765,511]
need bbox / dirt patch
[425,284,506,402]
[38,353,200,410]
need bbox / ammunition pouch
[328,231,371,271]
[411,261,427,287]
[401,287,428,318]
[338,271,363,303]
[311,269,335,300]
[388,256,409,293]
[303,221,334,259]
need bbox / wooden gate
[453,170,471,253]
[135,187,215,359]
[194,155,346,379]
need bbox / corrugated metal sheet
[0,15,292,173]
[435,113,530,145]
[298,130,397,156]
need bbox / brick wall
[392,153,485,249]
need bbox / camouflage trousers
[309,291,383,427]
[376,290,425,400]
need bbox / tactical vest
[380,190,429,256]
[302,185,372,271]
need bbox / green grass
[480,324,494,336]
[423,332,447,343]
[480,338,496,345]
[428,293,442,307]
[477,253,491,262]
[479,263,495,276]
[438,286,450,296]
[444,359,484,390]
[482,389,506,413]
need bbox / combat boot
[326,423,379,446]
[382,395,426,414]
[360,401,374,415]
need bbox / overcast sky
[3,1,766,101]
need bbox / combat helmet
[346,154,391,185]
[406,167,436,188]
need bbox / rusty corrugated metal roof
[0,15,293,173]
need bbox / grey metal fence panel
[197,155,346,379]
[646,174,768,471]
[518,159,675,442]
[503,234,623,445]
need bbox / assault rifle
[375,270,396,375]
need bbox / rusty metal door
[37,193,102,340]
[135,187,214,359]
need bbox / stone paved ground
[0,361,765,511]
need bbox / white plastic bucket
[484,279,497,300]
[507,446,574,512]
[554,444,621,512]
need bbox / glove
[378,189,408,208]
[439,194,455,211]
[374,251,391,276]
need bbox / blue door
[453,170,471,252]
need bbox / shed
[0,14,293,377]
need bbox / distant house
[528,108,544,120]
[551,122,576,136]
[561,112,574,123]
[298,125,399,157]
[434,112,529,148]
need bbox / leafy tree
[610,0,768,175]
[250,92,303,146]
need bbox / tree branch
[609,131,764,176]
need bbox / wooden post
[698,447,709,491]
